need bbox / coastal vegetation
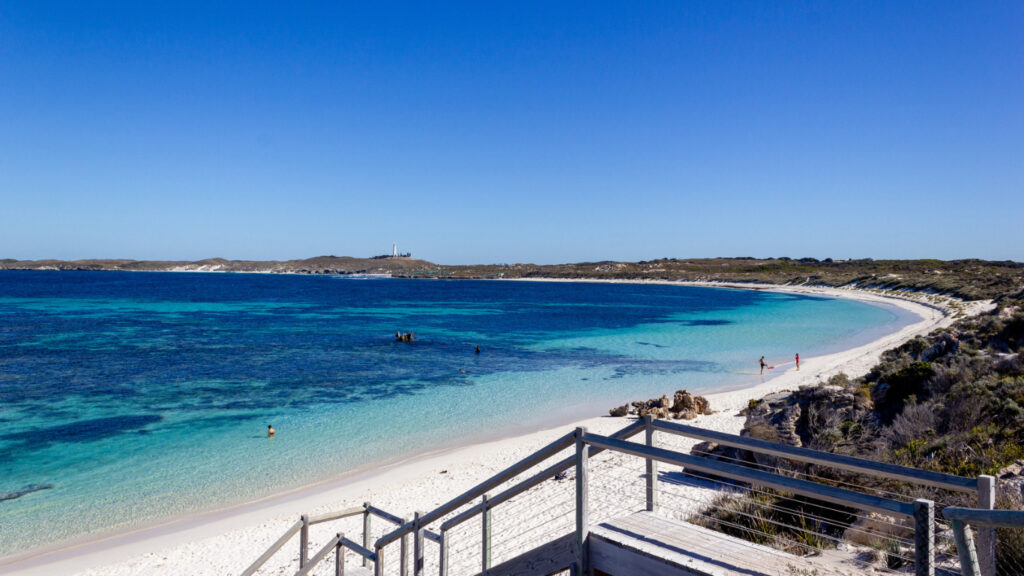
[0,255,436,275]
[5,256,1022,302]
[425,257,1024,303]
[693,303,1024,572]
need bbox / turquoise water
[0,272,914,556]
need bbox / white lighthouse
[392,243,397,258]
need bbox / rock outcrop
[693,382,875,472]
[608,404,629,417]
[609,389,712,419]
[744,384,872,449]
[922,332,960,362]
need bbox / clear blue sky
[1,1,1021,264]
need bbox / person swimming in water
[267,425,275,437]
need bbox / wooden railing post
[645,414,658,513]
[950,520,981,576]
[300,514,310,568]
[914,499,935,576]
[574,427,590,576]
[976,475,996,576]
[374,542,384,576]
[482,494,492,572]
[363,502,373,569]
[439,528,449,576]
[400,516,409,576]
[335,532,345,576]
[414,511,425,576]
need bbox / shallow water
[0,272,914,555]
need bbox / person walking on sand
[759,356,766,375]
[795,353,800,370]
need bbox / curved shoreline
[0,282,990,576]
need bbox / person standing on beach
[759,356,766,374]
[795,353,800,370]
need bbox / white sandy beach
[0,284,993,576]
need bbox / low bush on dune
[693,304,1024,569]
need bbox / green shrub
[872,361,935,420]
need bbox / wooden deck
[589,511,866,576]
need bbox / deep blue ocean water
[0,271,915,556]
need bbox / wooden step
[589,511,840,576]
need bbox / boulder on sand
[609,404,629,417]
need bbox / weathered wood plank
[942,506,1024,528]
[482,494,492,572]
[340,537,376,561]
[950,520,981,576]
[484,532,575,576]
[300,515,310,568]
[363,504,372,569]
[583,432,915,517]
[240,520,303,576]
[975,475,996,576]
[294,534,342,576]
[645,414,658,513]
[373,543,384,576]
[309,506,367,525]
[653,419,978,492]
[439,529,450,576]
[575,428,590,574]
[914,499,934,576]
[590,514,795,576]
[413,511,425,576]
[590,533,708,576]
[336,535,344,576]
[400,517,409,576]
[367,505,405,526]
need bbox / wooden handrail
[240,519,303,576]
[940,507,1024,576]
[443,455,574,531]
[376,416,647,541]
[340,536,377,560]
[441,420,652,532]
[583,432,915,518]
[294,534,343,576]
[428,420,647,535]
[375,427,593,547]
[308,506,366,525]
[943,507,1024,528]
[652,419,978,493]
[367,505,405,526]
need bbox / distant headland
[2,256,1022,301]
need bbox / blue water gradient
[0,272,914,555]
